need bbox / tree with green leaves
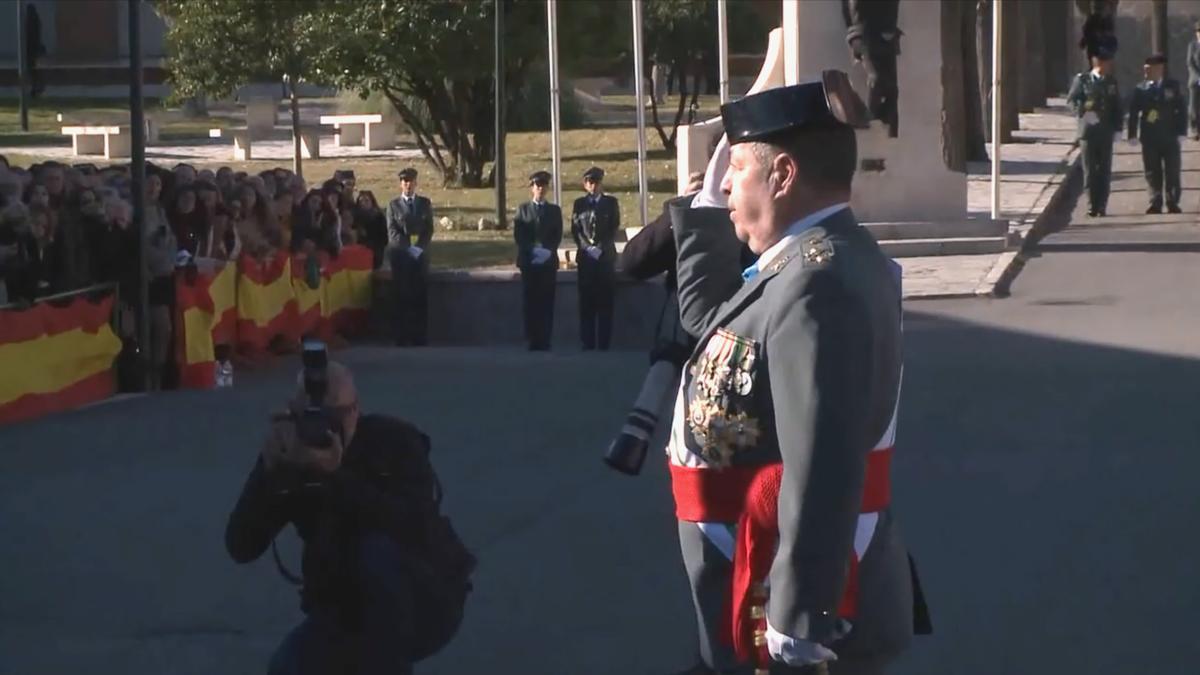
[310,0,545,188]
[632,0,765,152]
[157,0,325,177]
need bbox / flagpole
[990,0,1002,220]
[717,0,730,103]
[547,0,562,206]
[631,0,649,228]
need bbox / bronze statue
[842,0,902,137]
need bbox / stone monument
[677,0,1005,254]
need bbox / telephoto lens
[297,338,332,448]
[603,341,691,476]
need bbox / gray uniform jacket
[670,200,913,657]
[1067,72,1123,141]
[513,200,563,270]
[386,195,433,252]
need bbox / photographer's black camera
[294,338,338,448]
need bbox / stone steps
[877,236,1009,258]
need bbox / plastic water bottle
[216,359,234,388]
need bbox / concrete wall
[1066,1,1200,89]
[0,0,167,62]
[371,271,670,350]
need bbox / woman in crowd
[352,189,388,268]
[273,186,296,251]
[234,182,279,259]
[291,184,340,257]
[167,185,207,256]
[141,174,179,390]
[1,204,55,302]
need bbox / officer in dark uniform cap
[572,166,620,350]
[386,167,434,346]
[1128,54,1188,214]
[1068,44,1123,217]
[513,170,563,350]
[665,70,928,675]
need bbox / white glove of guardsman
[408,245,424,260]
[691,133,731,210]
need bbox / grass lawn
[1,100,681,270]
[0,98,233,147]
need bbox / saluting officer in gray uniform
[513,170,563,351]
[1127,54,1188,214]
[1068,45,1124,217]
[666,71,925,675]
[572,166,620,351]
[386,167,434,346]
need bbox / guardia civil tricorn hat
[721,70,870,145]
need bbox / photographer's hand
[260,414,343,474]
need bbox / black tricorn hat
[583,166,605,181]
[529,170,552,185]
[397,167,418,180]
[721,70,870,146]
[1145,53,1167,66]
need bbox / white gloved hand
[408,245,424,260]
[1082,111,1100,126]
[531,246,552,264]
[586,245,602,260]
[766,621,840,667]
[692,133,730,209]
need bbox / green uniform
[1128,78,1188,210]
[1068,71,1124,214]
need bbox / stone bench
[318,113,395,150]
[209,127,252,161]
[58,113,160,144]
[60,125,132,159]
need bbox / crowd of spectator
[0,156,390,387]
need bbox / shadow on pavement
[2,316,1199,674]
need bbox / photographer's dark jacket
[225,414,440,619]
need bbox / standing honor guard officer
[1127,54,1187,214]
[665,70,928,675]
[513,170,563,351]
[1068,44,1124,218]
[386,168,434,347]
[571,166,620,351]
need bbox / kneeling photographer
[225,341,475,675]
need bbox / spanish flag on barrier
[292,246,374,340]
[236,253,298,353]
[0,294,122,424]
[175,262,237,389]
[321,245,374,337]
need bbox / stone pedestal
[782,0,966,223]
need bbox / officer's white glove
[692,133,730,210]
[766,621,839,667]
[408,245,424,260]
[586,245,602,260]
[531,246,552,265]
[1082,111,1100,126]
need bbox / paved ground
[2,131,1199,675]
